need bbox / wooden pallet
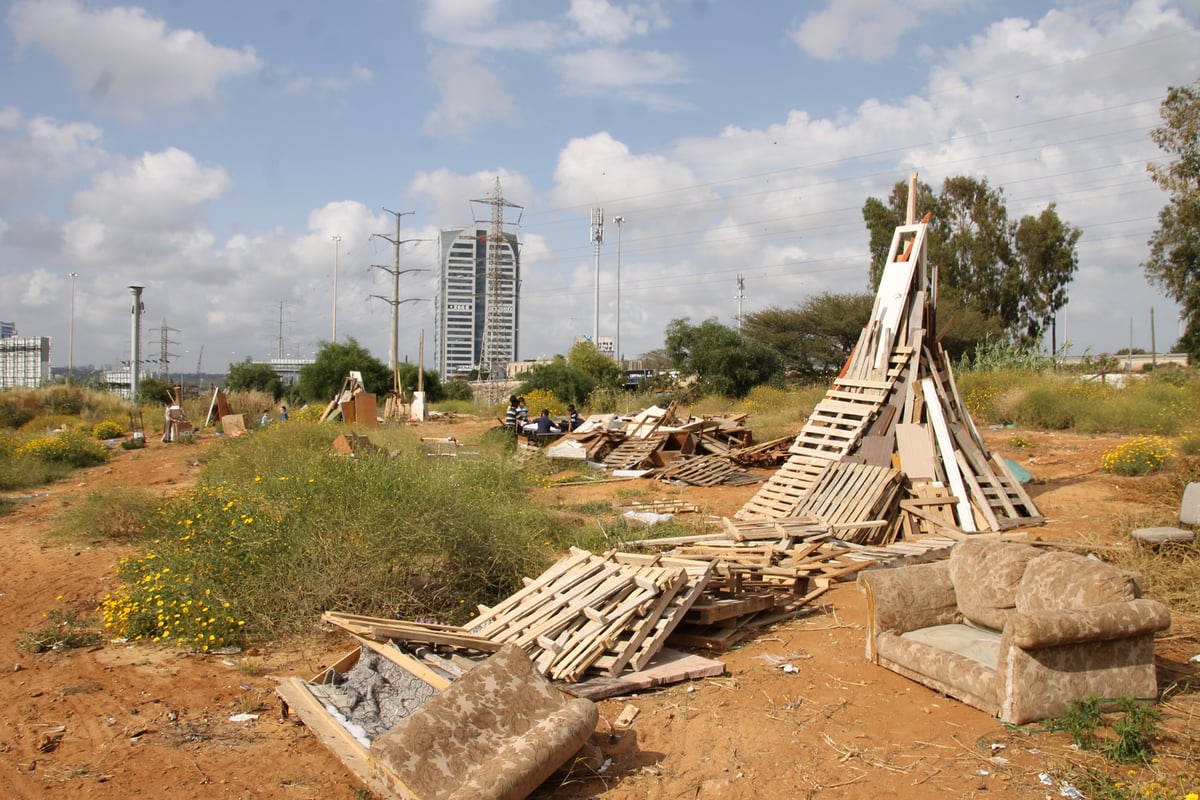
[604,435,665,469]
[656,454,738,487]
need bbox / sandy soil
[0,418,1196,800]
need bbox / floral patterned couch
[857,540,1171,724]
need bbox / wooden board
[562,648,726,701]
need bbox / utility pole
[371,209,428,377]
[278,301,285,359]
[68,272,78,384]
[735,274,745,331]
[331,235,341,343]
[612,215,624,363]
[591,207,603,345]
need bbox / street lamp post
[612,216,624,364]
[331,235,341,343]
[68,272,78,384]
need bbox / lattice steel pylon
[471,177,522,380]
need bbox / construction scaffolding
[0,337,51,388]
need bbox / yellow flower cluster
[16,428,108,466]
[92,419,124,440]
[1100,436,1176,476]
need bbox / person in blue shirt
[532,409,560,435]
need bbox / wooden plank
[895,423,937,481]
[922,378,976,532]
[563,648,726,701]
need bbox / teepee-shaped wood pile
[736,186,1042,544]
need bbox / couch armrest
[1006,599,1171,650]
[858,560,960,635]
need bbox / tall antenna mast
[471,177,522,380]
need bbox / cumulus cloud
[0,113,107,208]
[285,65,375,97]
[566,0,670,44]
[552,48,690,109]
[6,0,260,115]
[421,49,517,138]
[420,0,559,51]
[790,0,970,62]
[70,147,230,229]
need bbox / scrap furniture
[858,540,1171,724]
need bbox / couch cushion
[1015,551,1139,614]
[876,630,999,708]
[948,541,1042,630]
[900,623,1002,668]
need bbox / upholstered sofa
[858,541,1171,724]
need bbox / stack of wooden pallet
[622,519,889,650]
[736,214,1042,542]
[323,548,714,683]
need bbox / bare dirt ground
[0,419,1196,799]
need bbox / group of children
[504,395,583,436]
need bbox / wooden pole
[906,172,918,225]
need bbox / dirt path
[0,421,1194,799]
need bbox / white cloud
[6,0,260,115]
[285,65,375,97]
[0,114,107,207]
[422,49,517,138]
[566,0,670,44]
[791,0,971,62]
[420,0,559,51]
[553,48,690,110]
[71,147,230,230]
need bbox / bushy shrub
[1101,436,1175,476]
[521,388,562,416]
[17,429,109,468]
[93,419,124,439]
[100,423,569,646]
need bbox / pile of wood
[625,518,916,650]
[545,402,789,487]
[737,208,1042,543]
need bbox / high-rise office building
[435,227,520,378]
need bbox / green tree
[517,357,596,404]
[567,340,622,386]
[862,176,1080,349]
[394,363,445,403]
[665,318,782,398]
[1144,76,1200,357]
[742,292,874,382]
[224,358,284,400]
[137,377,173,405]
[295,339,390,403]
[1013,204,1082,344]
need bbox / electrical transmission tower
[149,318,180,379]
[374,209,432,379]
[471,177,522,380]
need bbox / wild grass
[48,487,161,545]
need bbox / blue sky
[2,0,1199,376]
